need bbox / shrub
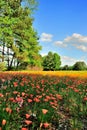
[0,62,6,71]
[73,61,87,70]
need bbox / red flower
[29,94,33,98]
[16,97,23,102]
[25,114,30,119]
[83,97,87,101]
[42,109,48,114]
[43,122,49,128]
[56,94,62,100]
[13,82,18,87]
[27,99,32,103]
[25,120,32,125]
[2,119,6,125]
[5,107,12,114]
[34,97,40,102]
[16,96,23,107]
[46,96,51,100]
[74,89,79,93]
[20,82,24,86]
[22,92,25,97]
[13,91,18,95]
[9,97,16,102]
[0,93,4,97]
[36,85,40,89]
[21,128,28,130]
[44,98,49,102]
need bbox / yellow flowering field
[2,70,87,78]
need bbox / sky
[33,0,87,66]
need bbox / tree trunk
[16,60,20,69]
[7,47,10,68]
[2,42,5,62]
[8,53,14,70]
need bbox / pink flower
[16,96,23,107]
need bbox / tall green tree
[42,51,61,71]
[0,0,41,70]
[73,61,87,70]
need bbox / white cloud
[40,33,53,42]
[72,33,82,38]
[54,33,87,52]
[64,33,81,42]
[75,45,87,52]
[61,55,87,66]
[65,33,87,43]
[54,41,67,47]
[80,37,87,43]
[61,56,77,66]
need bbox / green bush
[0,62,6,71]
[73,61,87,70]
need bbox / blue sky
[33,0,87,66]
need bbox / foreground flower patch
[0,72,87,130]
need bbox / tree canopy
[42,51,61,71]
[73,61,87,70]
[0,0,41,70]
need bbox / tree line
[0,0,87,71]
[42,52,87,71]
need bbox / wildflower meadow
[0,71,87,130]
